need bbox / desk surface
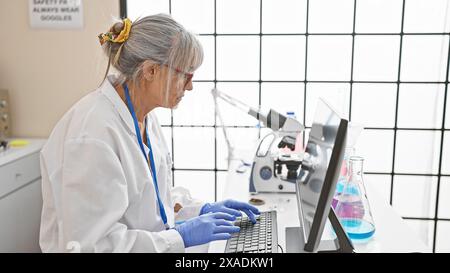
[209,158,429,253]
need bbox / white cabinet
[0,139,46,252]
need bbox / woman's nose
[185,80,193,91]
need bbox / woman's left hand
[200,199,260,224]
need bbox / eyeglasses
[163,64,194,88]
[173,67,194,83]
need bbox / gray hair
[101,13,203,102]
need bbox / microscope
[212,88,305,193]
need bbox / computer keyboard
[225,210,278,253]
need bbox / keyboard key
[237,245,244,253]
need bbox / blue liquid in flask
[340,218,375,241]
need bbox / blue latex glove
[200,199,261,224]
[174,212,240,248]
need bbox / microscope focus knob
[278,184,283,190]
[260,166,272,180]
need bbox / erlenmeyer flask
[334,156,375,242]
[332,147,355,209]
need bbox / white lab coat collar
[100,76,162,169]
[100,76,136,135]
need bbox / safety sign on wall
[28,0,84,29]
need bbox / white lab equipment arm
[212,88,304,132]
[59,138,184,253]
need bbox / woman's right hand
[174,212,240,248]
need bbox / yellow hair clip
[98,18,132,46]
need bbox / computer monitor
[295,98,353,253]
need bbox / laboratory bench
[208,153,429,253]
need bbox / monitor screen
[296,98,348,252]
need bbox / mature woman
[39,14,259,253]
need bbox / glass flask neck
[345,147,355,157]
[348,156,364,180]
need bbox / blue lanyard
[123,83,169,230]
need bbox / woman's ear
[142,61,159,81]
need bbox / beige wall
[0,0,120,137]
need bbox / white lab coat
[39,76,205,253]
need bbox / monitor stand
[286,209,354,253]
